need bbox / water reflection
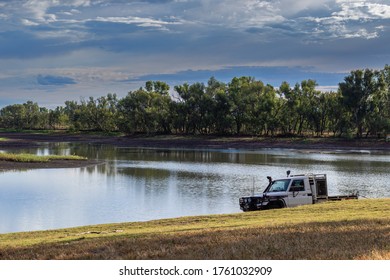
[0,143,389,233]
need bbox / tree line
[1,66,389,138]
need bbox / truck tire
[267,200,285,209]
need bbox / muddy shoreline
[1,131,389,170]
[0,159,102,170]
[1,131,390,150]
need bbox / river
[1,143,389,233]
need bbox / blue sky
[0,0,389,108]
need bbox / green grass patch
[0,198,388,259]
[0,153,87,162]
[0,128,54,134]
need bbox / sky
[0,0,389,108]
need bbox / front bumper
[239,197,267,211]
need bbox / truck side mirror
[287,170,291,177]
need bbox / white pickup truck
[239,171,358,211]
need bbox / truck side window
[290,180,304,192]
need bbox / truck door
[286,179,313,207]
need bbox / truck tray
[327,194,358,201]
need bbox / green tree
[277,81,297,135]
[117,83,172,134]
[363,68,390,137]
[145,81,170,95]
[227,77,254,134]
[339,69,379,137]
[64,100,83,130]
[174,82,212,134]
[48,106,69,130]
[0,104,26,129]
[173,83,191,133]
[80,94,118,132]
[23,101,40,129]
[258,84,278,136]
[207,77,232,134]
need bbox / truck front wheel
[267,200,285,209]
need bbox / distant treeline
[1,66,389,138]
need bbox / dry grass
[0,199,388,260]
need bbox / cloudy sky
[0,0,389,108]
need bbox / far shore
[1,131,389,170]
[1,131,390,151]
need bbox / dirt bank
[0,159,102,170]
[1,131,389,151]
[0,131,389,170]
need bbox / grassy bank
[0,153,87,162]
[0,199,388,260]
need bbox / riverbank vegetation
[0,153,87,162]
[1,66,390,138]
[0,199,388,260]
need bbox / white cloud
[297,0,390,40]
[367,2,390,18]
[94,16,182,28]
[21,18,40,26]
[276,0,334,15]
[204,0,286,27]
[344,28,378,39]
[21,0,91,22]
[0,13,9,20]
[22,0,53,21]
[334,0,390,20]
[0,0,389,107]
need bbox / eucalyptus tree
[79,94,118,132]
[255,83,279,135]
[48,106,69,130]
[147,90,172,134]
[378,65,390,136]
[277,81,297,135]
[117,89,151,133]
[339,69,379,137]
[186,82,210,134]
[145,80,170,95]
[23,101,41,129]
[174,82,213,134]
[0,104,26,129]
[172,83,190,133]
[145,81,174,133]
[364,67,390,137]
[298,80,321,135]
[117,83,172,134]
[0,101,45,129]
[227,76,255,134]
[64,100,83,131]
[207,77,232,134]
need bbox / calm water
[1,143,390,233]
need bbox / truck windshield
[268,179,291,192]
